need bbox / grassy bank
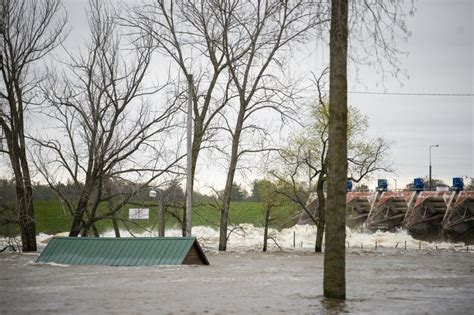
[5,200,299,236]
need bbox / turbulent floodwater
[2,224,468,252]
[107,224,470,252]
[1,225,474,314]
[1,248,473,314]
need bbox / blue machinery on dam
[303,178,474,242]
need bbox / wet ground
[1,248,473,314]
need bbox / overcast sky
[347,0,473,189]
[203,0,473,191]
[1,0,472,192]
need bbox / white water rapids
[5,224,462,252]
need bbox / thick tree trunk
[16,183,37,252]
[324,0,348,300]
[78,184,103,237]
[5,125,37,252]
[19,132,36,251]
[69,179,97,236]
[263,206,271,252]
[69,196,89,237]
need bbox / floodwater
[1,247,473,314]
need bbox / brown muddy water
[1,248,473,314]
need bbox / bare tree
[215,0,329,251]
[126,0,238,232]
[33,0,181,237]
[0,0,66,251]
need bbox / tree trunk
[158,197,165,237]
[315,218,325,252]
[80,225,88,237]
[324,0,348,300]
[69,197,89,237]
[263,206,271,252]
[91,223,99,237]
[218,108,245,251]
[0,0,66,252]
[19,148,37,251]
[315,173,326,252]
[69,181,95,236]
[17,184,37,252]
[80,220,99,237]
[112,216,121,238]
[5,123,37,252]
[107,182,120,238]
[181,205,187,237]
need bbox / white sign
[129,208,150,220]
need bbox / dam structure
[300,178,474,243]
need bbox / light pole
[185,74,193,237]
[393,178,397,191]
[429,144,439,191]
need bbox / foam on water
[1,224,468,252]
[100,224,468,251]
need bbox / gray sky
[347,0,473,189]
[191,0,473,191]
[1,0,472,192]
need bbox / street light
[393,178,397,191]
[429,144,439,191]
[185,74,194,237]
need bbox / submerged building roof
[36,237,209,266]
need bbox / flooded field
[1,247,473,314]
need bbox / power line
[347,91,474,97]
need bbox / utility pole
[429,144,439,191]
[185,74,193,237]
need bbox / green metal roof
[36,237,209,266]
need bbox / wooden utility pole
[186,74,194,237]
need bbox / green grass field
[26,200,299,235]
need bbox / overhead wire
[347,91,473,97]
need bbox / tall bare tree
[34,0,181,237]
[0,0,66,251]
[216,0,329,251]
[126,0,236,232]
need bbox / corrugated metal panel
[36,237,208,266]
